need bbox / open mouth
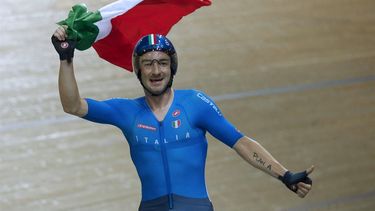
[150,78,163,83]
[149,78,164,85]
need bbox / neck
[145,88,174,112]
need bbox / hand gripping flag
[57,0,212,72]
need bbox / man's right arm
[52,25,87,117]
[58,60,88,117]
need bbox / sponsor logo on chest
[137,124,157,131]
[172,109,181,117]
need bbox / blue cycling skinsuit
[82,89,244,211]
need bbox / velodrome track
[1,0,374,210]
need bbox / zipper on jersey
[158,121,173,209]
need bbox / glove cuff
[278,171,291,183]
[58,41,75,62]
[51,36,76,63]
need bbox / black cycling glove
[51,35,76,63]
[278,171,312,192]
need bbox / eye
[160,62,169,66]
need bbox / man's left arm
[233,136,314,198]
[189,91,314,197]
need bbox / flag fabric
[58,0,212,72]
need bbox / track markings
[1,75,374,133]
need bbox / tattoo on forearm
[253,152,272,171]
[267,164,272,171]
[253,152,265,165]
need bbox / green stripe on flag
[57,3,102,50]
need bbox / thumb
[306,165,315,175]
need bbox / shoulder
[99,97,145,110]
[175,89,222,116]
[176,89,216,104]
[174,89,210,102]
[101,97,133,105]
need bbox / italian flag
[58,0,212,72]
[172,119,181,128]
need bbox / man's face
[139,51,172,96]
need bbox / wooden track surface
[1,0,374,210]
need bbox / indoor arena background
[1,0,374,210]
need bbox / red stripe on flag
[93,0,211,72]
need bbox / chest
[129,105,203,147]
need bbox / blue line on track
[212,75,375,101]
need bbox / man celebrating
[52,26,314,211]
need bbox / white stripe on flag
[94,0,143,42]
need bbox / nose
[151,61,161,74]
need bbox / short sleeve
[186,91,243,147]
[82,98,123,127]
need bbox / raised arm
[233,136,314,198]
[52,26,87,117]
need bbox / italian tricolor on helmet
[132,34,178,78]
